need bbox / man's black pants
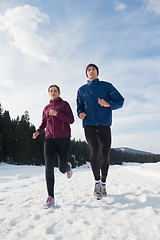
[84,126,111,182]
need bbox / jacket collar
[49,97,62,104]
[87,78,99,85]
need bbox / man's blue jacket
[76,78,124,127]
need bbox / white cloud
[114,2,126,11]
[143,0,160,14]
[0,79,14,88]
[0,5,52,62]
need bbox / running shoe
[43,196,55,209]
[93,182,102,200]
[101,183,107,197]
[67,162,73,179]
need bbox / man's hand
[79,112,86,119]
[98,98,110,107]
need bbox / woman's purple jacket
[37,97,74,139]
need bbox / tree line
[0,103,159,167]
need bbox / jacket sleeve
[76,88,85,117]
[108,84,124,110]
[36,109,47,133]
[56,102,74,124]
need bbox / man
[76,63,124,200]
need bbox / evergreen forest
[0,104,159,167]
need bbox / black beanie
[86,63,99,77]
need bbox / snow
[0,162,160,240]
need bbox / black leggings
[44,138,71,198]
[84,126,111,182]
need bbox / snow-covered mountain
[114,147,154,155]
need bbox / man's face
[86,66,98,80]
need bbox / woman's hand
[79,112,86,119]
[98,98,110,107]
[49,110,57,116]
[32,131,39,139]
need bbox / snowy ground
[0,162,160,240]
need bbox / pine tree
[6,128,16,163]
[0,103,3,132]
[0,133,4,162]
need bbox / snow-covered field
[0,161,160,240]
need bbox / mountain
[114,147,154,155]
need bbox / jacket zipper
[62,121,64,130]
[52,101,55,138]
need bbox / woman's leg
[55,138,71,173]
[44,139,57,198]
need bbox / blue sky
[0,0,160,154]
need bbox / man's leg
[84,126,101,181]
[97,126,111,183]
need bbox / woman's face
[48,86,60,100]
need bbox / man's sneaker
[67,162,72,179]
[93,182,102,200]
[101,183,107,197]
[43,196,55,209]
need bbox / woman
[33,85,74,208]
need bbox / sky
[0,0,160,154]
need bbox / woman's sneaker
[43,196,55,209]
[67,162,73,179]
[93,182,102,200]
[101,183,107,197]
